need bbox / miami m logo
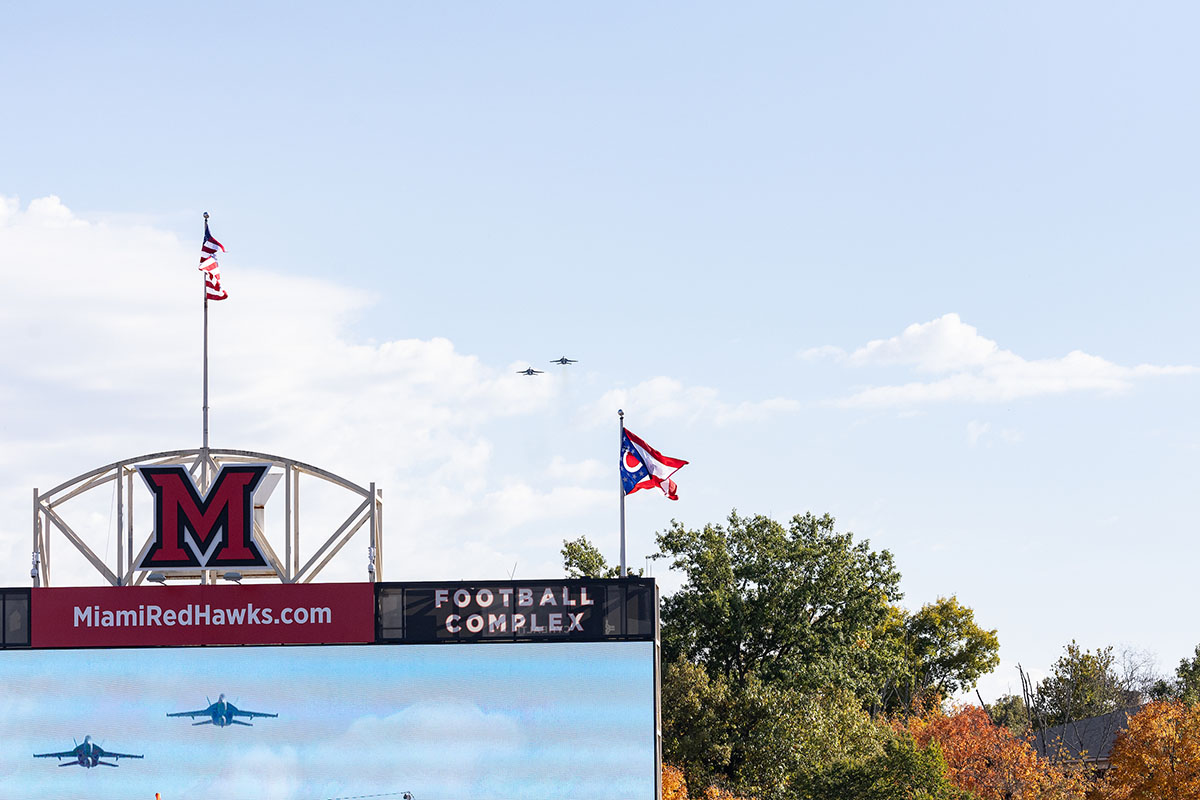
[135,464,270,570]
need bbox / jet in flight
[550,357,577,365]
[35,736,143,768]
[168,694,278,727]
[516,367,544,375]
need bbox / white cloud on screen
[807,313,1194,407]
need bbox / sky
[2,2,1200,704]
[0,641,654,799]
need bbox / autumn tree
[904,704,1087,800]
[1096,700,1200,800]
[663,764,689,800]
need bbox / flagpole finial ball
[618,409,624,418]
[203,212,209,220]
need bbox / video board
[0,640,654,799]
[0,580,659,799]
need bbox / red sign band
[31,583,374,648]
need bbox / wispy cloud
[588,376,798,428]
[807,314,1194,407]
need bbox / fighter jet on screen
[34,736,143,768]
[167,694,278,727]
[517,367,544,375]
[550,357,577,365]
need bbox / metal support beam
[41,505,119,585]
[295,496,371,583]
[302,514,370,584]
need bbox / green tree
[1034,642,1133,727]
[1147,645,1200,705]
[986,693,1031,738]
[1176,646,1200,706]
[560,535,641,578]
[733,684,889,799]
[796,734,972,800]
[654,511,902,698]
[661,658,736,793]
[890,596,1001,712]
[664,662,892,800]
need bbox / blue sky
[2,2,1199,702]
[0,642,655,799]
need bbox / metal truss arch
[32,448,383,588]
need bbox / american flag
[199,220,228,301]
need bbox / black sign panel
[0,589,30,648]
[376,579,657,643]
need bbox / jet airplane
[550,357,577,365]
[517,367,544,375]
[35,736,143,768]
[167,694,278,727]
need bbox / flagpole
[619,408,626,578]
[202,212,210,458]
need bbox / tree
[663,764,689,800]
[904,704,1087,800]
[1096,700,1200,800]
[662,659,735,793]
[986,694,1031,739]
[905,597,1000,703]
[560,535,641,578]
[1147,645,1200,706]
[796,733,971,800]
[732,683,889,799]
[1033,642,1136,728]
[664,661,889,800]
[874,597,1001,714]
[1175,646,1200,706]
[655,511,902,698]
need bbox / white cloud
[849,314,1000,372]
[590,376,798,428]
[966,420,990,447]
[798,344,846,361]
[0,195,788,587]
[818,313,1194,407]
[546,456,607,482]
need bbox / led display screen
[0,641,655,799]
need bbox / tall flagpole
[202,212,210,457]
[619,408,626,578]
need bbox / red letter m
[136,464,270,569]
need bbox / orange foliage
[661,763,750,800]
[903,704,1087,800]
[662,764,688,800]
[1096,700,1200,800]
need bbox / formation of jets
[34,736,142,769]
[34,694,277,769]
[518,356,577,375]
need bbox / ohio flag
[621,429,688,500]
